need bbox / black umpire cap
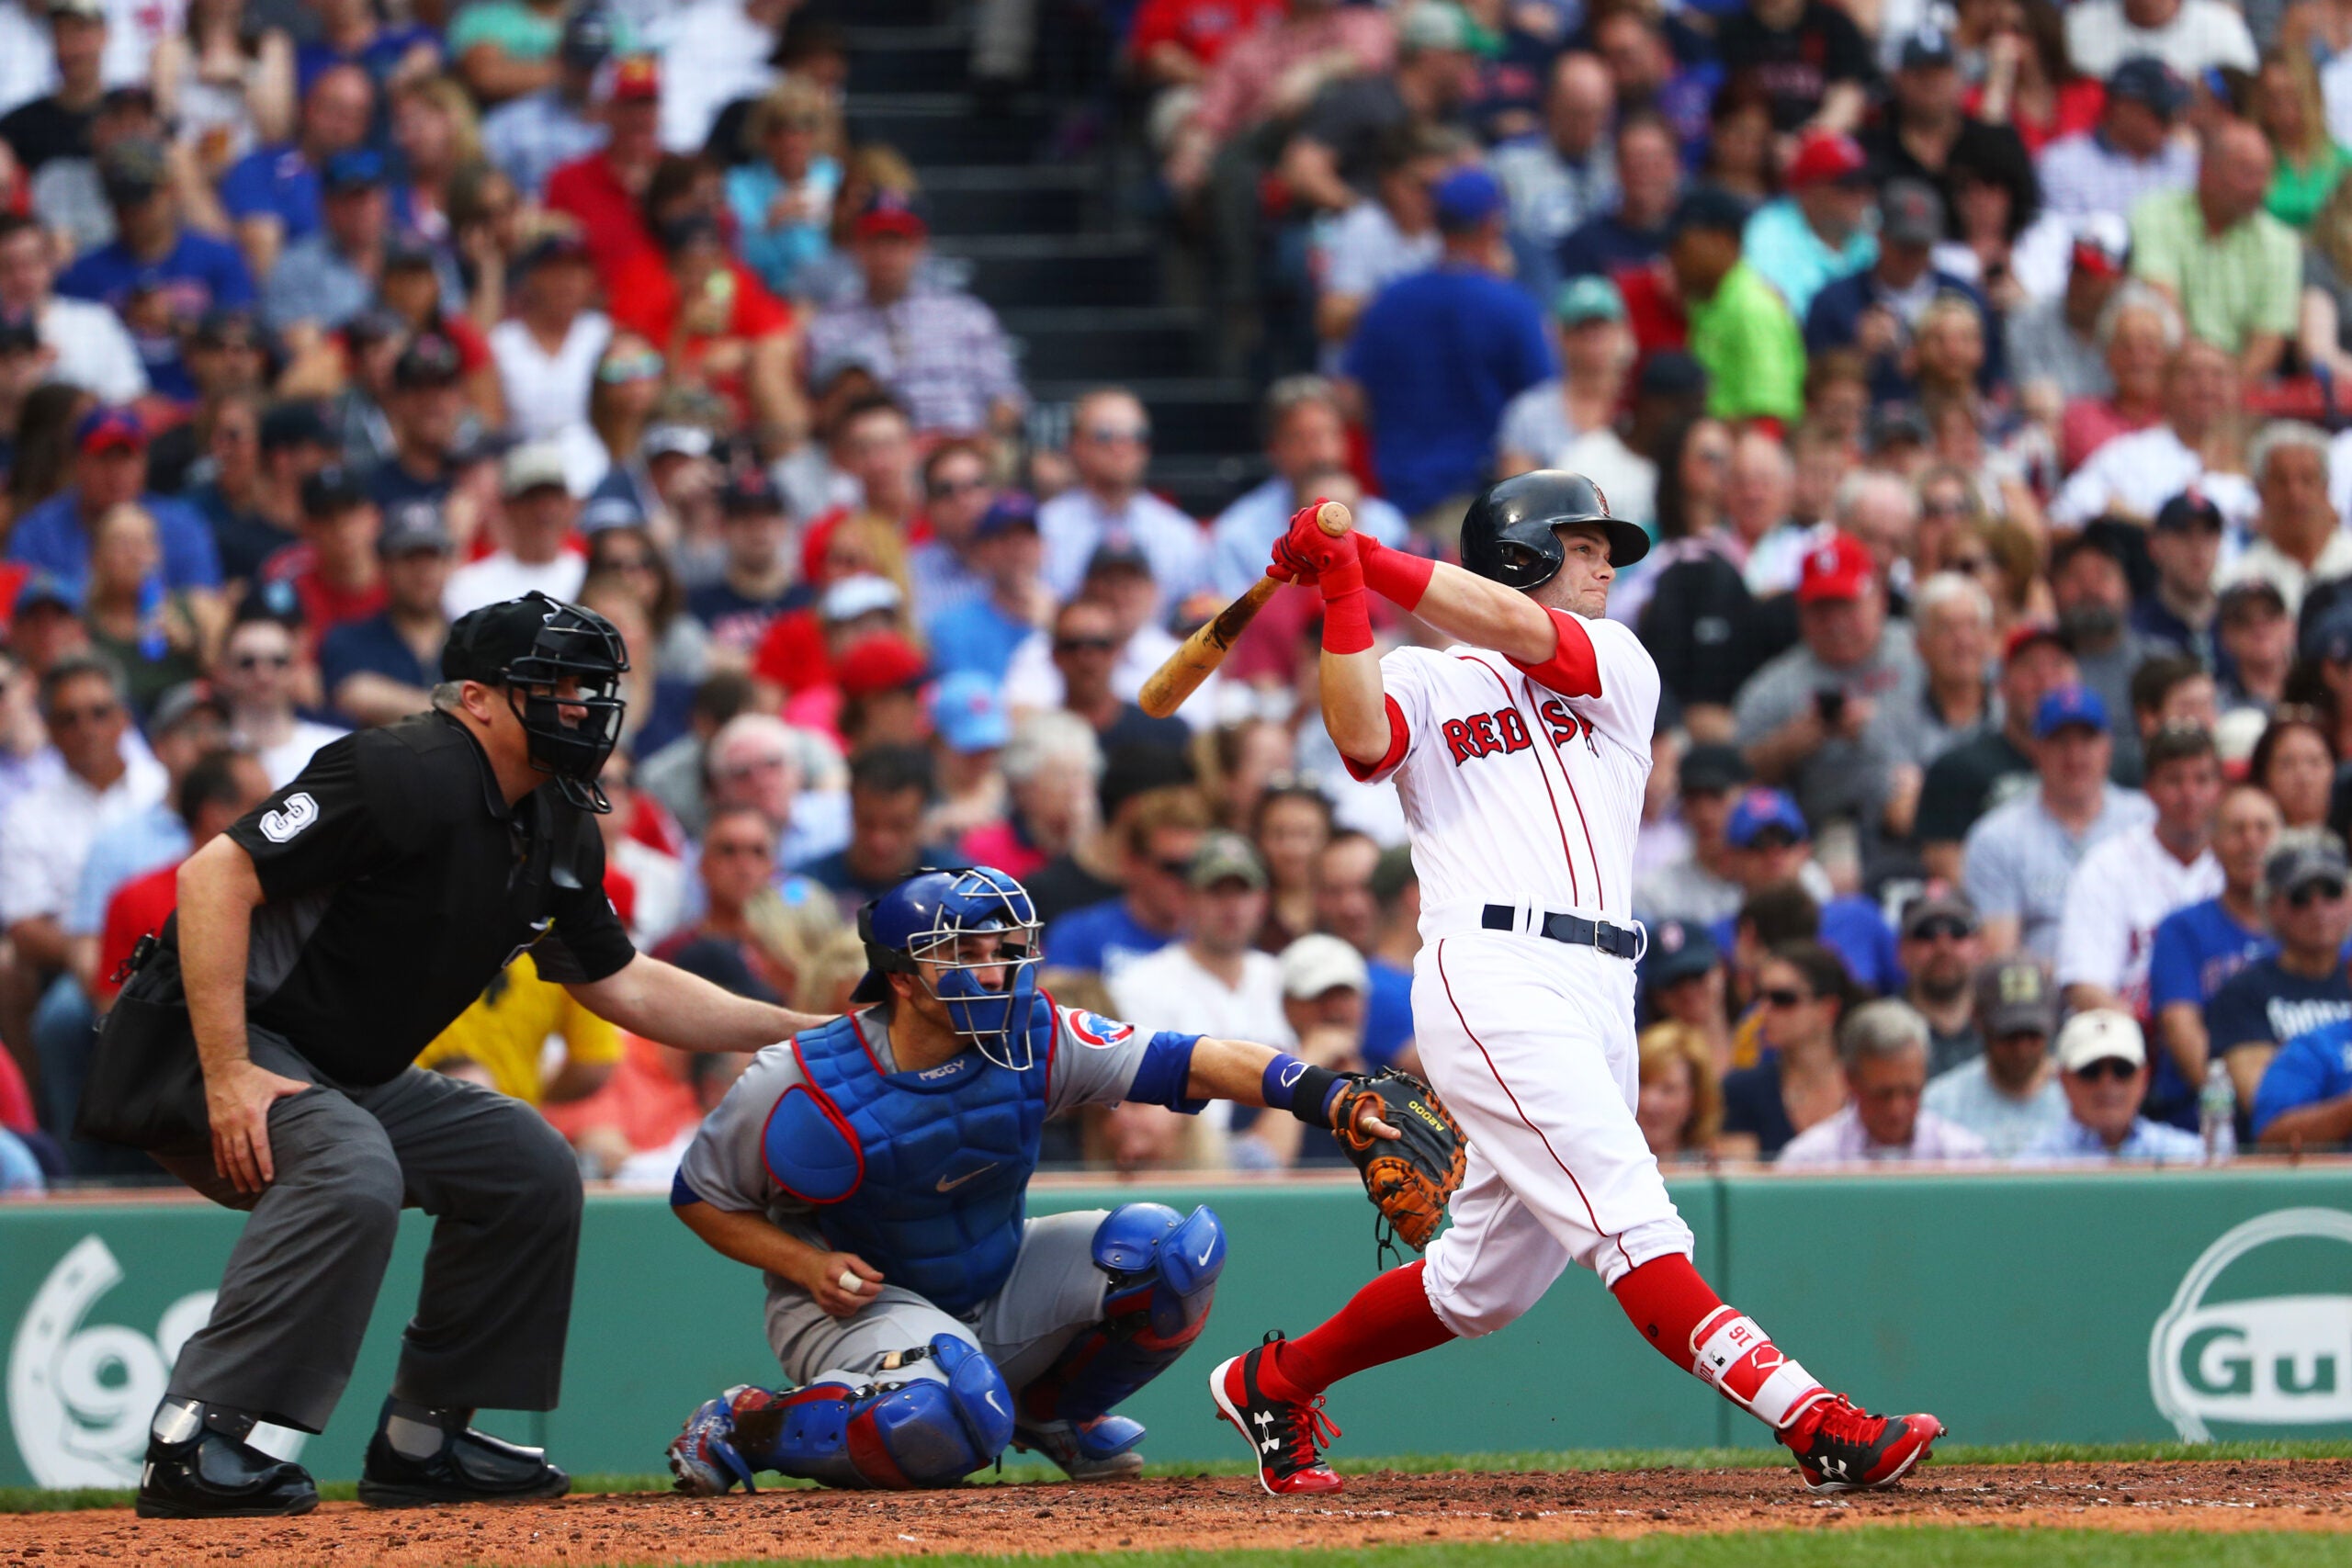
[444,599,554,684]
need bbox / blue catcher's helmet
[853,867,1044,1070]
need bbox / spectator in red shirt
[262,463,385,643]
[610,213,803,446]
[1128,0,1286,150]
[543,54,665,287]
[93,745,272,1007]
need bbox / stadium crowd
[7,0,2352,1195]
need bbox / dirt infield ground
[2,1459,2348,1567]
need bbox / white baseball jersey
[2053,824,2222,1020]
[1349,609,1658,923]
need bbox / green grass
[582,1532,2352,1568]
[6,1439,2350,1515]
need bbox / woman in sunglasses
[727,77,842,300]
[1715,940,1859,1160]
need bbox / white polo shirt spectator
[2048,421,2256,530]
[1777,1100,1989,1163]
[2054,761,2222,1021]
[657,0,779,153]
[0,717,165,938]
[2064,0,2255,81]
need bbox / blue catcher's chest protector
[767,1000,1054,1316]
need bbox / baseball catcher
[661,865,1441,1490]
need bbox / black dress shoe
[357,1404,569,1508]
[136,1427,318,1519]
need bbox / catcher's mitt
[1329,1068,1466,1254]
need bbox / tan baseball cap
[1280,934,1368,1000]
[2053,1010,2144,1074]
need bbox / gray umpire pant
[154,1052,583,1435]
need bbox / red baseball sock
[1609,1253,1721,1373]
[1612,1254,1826,1429]
[1263,1261,1454,1402]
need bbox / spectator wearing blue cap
[220,63,375,281]
[1341,161,1555,538]
[924,671,1012,846]
[1704,786,1900,996]
[2037,59,2198,225]
[1638,916,1731,1069]
[55,137,257,403]
[927,492,1046,684]
[6,407,221,600]
[1962,682,2156,963]
[262,147,396,335]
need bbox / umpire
[80,592,831,1519]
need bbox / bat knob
[1315,501,1353,537]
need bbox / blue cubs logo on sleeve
[1064,1009,1136,1049]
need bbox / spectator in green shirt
[450,0,571,107]
[2129,118,2299,380]
[1670,186,1806,429]
[2253,47,2352,232]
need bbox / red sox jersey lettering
[1347,609,1659,922]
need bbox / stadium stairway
[837,1,1266,517]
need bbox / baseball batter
[658,867,1403,1491]
[1207,476,1944,1495]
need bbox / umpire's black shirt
[163,709,636,1088]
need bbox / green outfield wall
[6,1168,2351,1487]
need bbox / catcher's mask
[443,591,630,814]
[854,867,1043,1071]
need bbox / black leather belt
[1482,904,1643,959]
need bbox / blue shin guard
[669,1336,1014,1492]
[1020,1203,1225,1429]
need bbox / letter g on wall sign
[2149,1208,2352,1441]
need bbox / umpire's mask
[445,592,630,813]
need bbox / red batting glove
[1268,500,1351,585]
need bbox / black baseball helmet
[443,591,630,814]
[1459,470,1649,587]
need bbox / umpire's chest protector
[766,1002,1053,1316]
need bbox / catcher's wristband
[1356,536,1432,612]
[1265,1056,1347,1128]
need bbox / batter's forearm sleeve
[1509,607,1601,699]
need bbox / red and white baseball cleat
[1781,1394,1945,1493]
[1209,1334,1345,1496]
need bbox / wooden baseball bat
[1138,501,1353,719]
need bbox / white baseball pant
[1410,911,1694,1337]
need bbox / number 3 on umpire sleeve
[257,793,319,843]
